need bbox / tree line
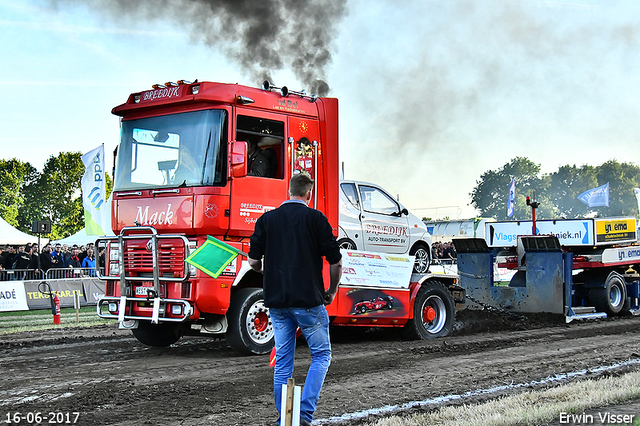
[1,154,638,239]
[470,157,640,221]
[0,153,112,240]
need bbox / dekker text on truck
[96,80,463,354]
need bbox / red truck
[96,80,463,354]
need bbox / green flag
[185,236,241,278]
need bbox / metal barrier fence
[432,258,457,265]
[45,267,102,279]
[0,267,103,281]
[0,269,42,281]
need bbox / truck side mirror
[401,208,409,216]
[230,141,248,178]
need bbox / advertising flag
[577,182,609,208]
[81,144,107,235]
[185,236,242,278]
[635,188,640,213]
[507,177,516,217]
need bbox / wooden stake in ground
[73,290,81,323]
[281,378,302,426]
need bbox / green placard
[185,236,240,278]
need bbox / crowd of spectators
[432,241,457,262]
[0,242,104,280]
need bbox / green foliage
[0,151,114,241]
[19,152,85,240]
[470,157,557,220]
[0,159,38,226]
[472,158,640,220]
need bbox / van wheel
[132,322,183,347]
[338,238,357,250]
[226,288,274,355]
[410,243,430,273]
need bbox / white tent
[0,216,48,246]
[55,225,114,246]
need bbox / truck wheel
[403,281,454,340]
[226,288,274,355]
[590,272,627,315]
[410,243,430,274]
[338,238,357,250]
[132,322,183,347]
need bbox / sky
[1,0,639,220]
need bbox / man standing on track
[248,173,343,426]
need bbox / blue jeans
[270,305,332,424]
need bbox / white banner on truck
[0,281,29,311]
[340,249,414,289]
[486,219,594,247]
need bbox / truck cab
[338,180,432,273]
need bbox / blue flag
[507,177,516,217]
[577,182,609,207]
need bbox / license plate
[135,286,154,296]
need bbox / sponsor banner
[486,219,594,247]
[602,246,640,264]
[82,278,105,304]
[82,144,108,235]
[24,280,86,310]
[595,218,637,244]
[0,281,29,312]
[340,249,413,289]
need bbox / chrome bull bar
[97,296,192,323]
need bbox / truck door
[357,184,411,254]
[228,112,288,237]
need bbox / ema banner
[82,144,107,235]
[577,182,609,208]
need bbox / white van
[338,180,432,273]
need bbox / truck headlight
[188,241,197,276]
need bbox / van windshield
[114,110,227,191]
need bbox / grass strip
[0,307,115,334]
[366,370,640,426]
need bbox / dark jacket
[249,200,341,308]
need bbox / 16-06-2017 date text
[3,412,80,424]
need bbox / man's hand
[323,290,336,306]
[247,257,263,273]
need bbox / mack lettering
[135,204,174,226]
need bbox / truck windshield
[114,110,227,191]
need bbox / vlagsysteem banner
[82,144,107,236]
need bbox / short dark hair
[289,173,314,197]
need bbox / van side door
[358,184,411,254]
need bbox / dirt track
[2,311,640,426]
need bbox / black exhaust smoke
[50,0,348,96]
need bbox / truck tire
[337,238,357,250]
[132,322,183,347]
[410,243,431,274]
[403,281,454,340]
[226,288,274,355]
[589,271,627,315]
